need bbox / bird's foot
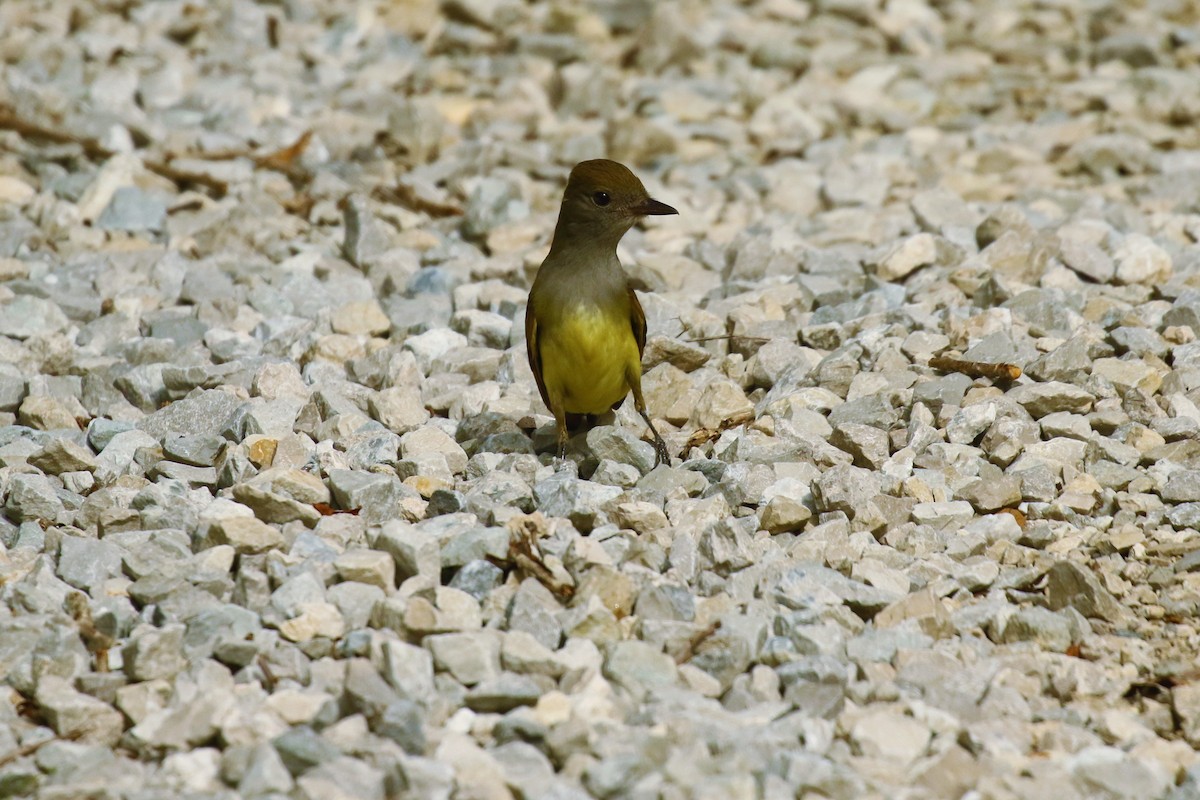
[638,409,672,467]
[650,433,671,468]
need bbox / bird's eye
[592,191,611,207]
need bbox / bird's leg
[554,409,570,463]
[638,408,670,467]
[630,384,670,467]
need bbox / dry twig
[257,654,278,691]
[372,182,464,217]
[0,108,230,197]
[0,110,320,200]
[674,620,722,664]
[66,592,113,673]
[928,355,1022,381]
[503,514,575,600]
[684,408,755,450]
[998,507,1027,529]
[684,334,770,344]
[0,730,84,768]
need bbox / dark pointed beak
[630,197,678,216]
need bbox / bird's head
[552,159,677,249]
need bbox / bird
[525,159,677,466]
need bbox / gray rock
[162,434,224,467]
[1008,382,1095,418]
[533,470,622,533]
[776,655,848,718]
[911,188,980,246]
[1113,233,1172,285]
[464,672,544,712]
[996,606,1078,652]
[57,535,122,591]
[1111,326,1168,359]
[296,756,385,800]
[828,422,889,468]
[1026,336,1100,384]
[374,520,441,582]
[879,232,940,281]
[327,581,385,629]
[463,176,529,243]
[981,416,1040,466]
[774,563,901,618]
[382,639,436,702]
[1059,238,1115,282]
[431,518,509,568]
[812,464,883,519]
[114,364,168,411]
[1069,746,1171,800]
[957,465,1022,512]
[1168,503,1200,530]
[345,657,402,720]
[137,390,243,440]
[635,582,695,622]
[5,473,66,523]
[327,469,418,524]
[912,374,973,415]
[426,631,501,686]
[449,559,503,601]
[584,751,657,799]
[603,640,677,696]
[124,623,187,681]
[35,676,124,745]
[507,578,564,650]
[501,630,563,678]
[0,296,69,339]
[208,516,284,554]
[95,186,167,232]
[586,425,656,474]
[1045,561,1123,622]
[377,699,426,754]
[18,395,83,431]
[273,724,343,777]
[492,741,558,800]
[232,483,321,526]
[28,438,97,474]
[1162,470,1200,503]
[1095,32,1161,66]
[239,742,295,796]
[86,418,134,452]
[0,371,26,412]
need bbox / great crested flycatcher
[525,159,677,465]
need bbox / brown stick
[254,130,313,172]
[675,620,722,664]
[0,109,230,198]
[0,730,84,767]
[684,408,755,450]
[684,335,770,344]
[66,592,113,673]
[928,356,1022,381]
[372,182,463,217]
[504,514,574,600]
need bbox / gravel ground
[2,0,1200,798]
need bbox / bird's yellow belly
[541,308,639,415]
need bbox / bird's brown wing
[628,284,647,356]
[609,284,648,412]
[525,300,552,411]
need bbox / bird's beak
[629,198,678,217]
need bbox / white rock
[0,175,36,204]
[1113,233,1172,285]
[876,233,938,281]
[851,708,932,764]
